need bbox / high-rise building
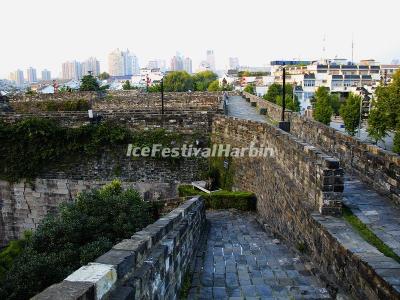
[229,57,240,70]
[108,49,124,76]
[62,61,82,80]
[108,49,139,76]
[170,55,184,71]
[184,57,193,74]
[206,50,215,71]
[41,69,51,81]
[26,67,37,83]
[9,69,24,86]
[82,57,100,76]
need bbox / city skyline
[1,0,399,78]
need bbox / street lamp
[281,66,286,122]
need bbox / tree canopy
[243,84,255,95]
[313,87,333,125]
[367,70,400,152]
[192,71,218,91]
[339,93,361,136]
[163,71,193,92]
[80,74,99,91]
[263,83,300,112]
[98,72,110,80]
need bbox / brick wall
[33,197,206,300]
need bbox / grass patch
[178,185,256,211]
[342,206,400,263]
[179,269,192,299]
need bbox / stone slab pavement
[226,96,267,123]
[343,175,400,257]
[187,210,332,300]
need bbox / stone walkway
[226,96,267,123]
[187,211,331,300]
[343,175,400,257]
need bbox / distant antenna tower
[351,34,354,64]
[322,35,326,60]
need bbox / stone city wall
[212,115,343,215]
[0,110,216,134]
[33,197,206,300]
[0,146,208,246]
[240,92,400,206]
[8,91,224,112]
[212,115,400,299]
[290,114,400,205]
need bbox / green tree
[243,84,255,95]
[339,93,361,136]
[80,75,99,91]
[313,87,333,125]
[98,72,110,80]
[207,80,220,92]
[122,80,133,90]
[163,71,193,92]
[367,70,400,153]
[0,181,155,300]
[192,71,218,91]
[329,93,341,116]
[263,83,281,103]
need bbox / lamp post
[281,66,286,121]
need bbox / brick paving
[187,210,331,300]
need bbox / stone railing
[212,115,343,215]
[290,114,400,205]
[241,91,292,121]
[33,196,206,300]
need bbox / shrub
[178,185,256,211]
[0,181,155,300]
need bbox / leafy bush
[178,185,256,211]
[0,180,155,300]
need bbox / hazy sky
[1,0,399,78]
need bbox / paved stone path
[343,175,400,257]
[188,211,331,299]
[226,96,267,123]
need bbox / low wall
[33,197,206,300]
[212,115,343,215]
[0,110,216,134]
[290,114,400,205]
[212,115,400,299]
[9,91,223,112]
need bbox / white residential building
[229,57,240,70]
[206,50,215,71]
